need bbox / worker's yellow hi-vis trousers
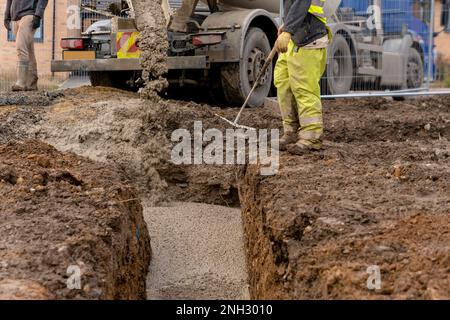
[274,40,327,148]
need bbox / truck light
[192,34,223,46]
[60,38,84,50]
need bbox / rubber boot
[286,137,322,155]
[279,130,298,151]
[11,60,29,92]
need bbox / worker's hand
[32,15,41,30]
[276,32,291,53]
[277,24,284,36]
[4,19,10,31]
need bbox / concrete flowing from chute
[131,0,169,100]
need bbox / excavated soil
[0,140,151,299]
[26,86,279,206]
[240,97,450,299]
[0,91,63,107]
[1,87,449,300]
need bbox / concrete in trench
[144,202,250,300]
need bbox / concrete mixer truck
[51,0,439,105]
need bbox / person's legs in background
[27,30,38,91]
[12,15,35,91]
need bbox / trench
[2,88,254,300]
[144,202,249,300]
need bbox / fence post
[427,0,436,89]
[279,0,284,23]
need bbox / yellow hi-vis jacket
[309,0,327,24]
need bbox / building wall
[435,0,450,63]
[0,0,68,76]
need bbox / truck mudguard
[200,9,278,63]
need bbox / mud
[0,140,151,299]
[239,97,450,299]
[131,0,169,100]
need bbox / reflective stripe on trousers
[274,40,327,146]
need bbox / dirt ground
[0,140,151,299]
[0,87,449,300]
[240,97,450,299]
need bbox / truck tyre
[406,47,424,89]
[89,71,113,87]
[221,27,273,107]
[325,34,353,95]
[89,71,136,90]
[394,47,424,101]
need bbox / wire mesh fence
[67,1,125,84]
[0,0,125,92]
[0,72,65,92]
[320,0,450,97]
[1,0,450,97]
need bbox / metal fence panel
[321,0,443,97]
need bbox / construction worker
[3,0,48,91]
[275,0,329,154]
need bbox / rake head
[215,114,256,131]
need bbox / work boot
[279,131,298,151]
[11,84,27,91]
[26,75,38,91]
[286,139,322,155]
[11,61,29,92]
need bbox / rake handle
[233,46,278,125]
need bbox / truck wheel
[325,34,353,95]
[89,71,113,87]
[221,27,273,107]
[406,47,424,89]
[394,47,424,101]
[89,71,136,90]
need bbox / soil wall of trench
[0,140,151,299]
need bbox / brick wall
[435,0,450,63]
[0,0,68,76]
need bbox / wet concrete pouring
[0,87,449,299]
